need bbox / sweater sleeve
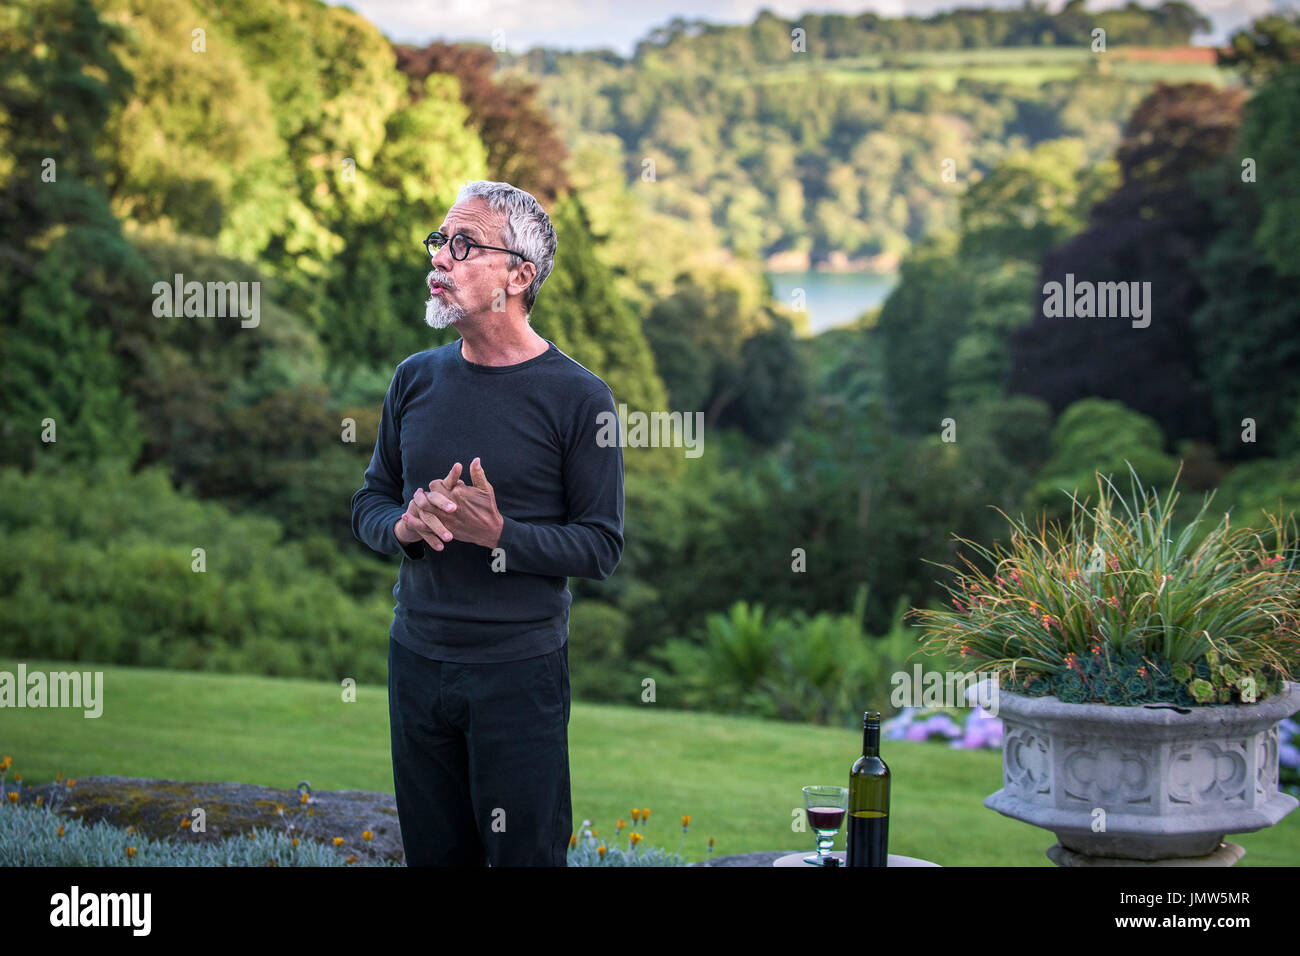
[350,363,426,560]
[496,386,624,580]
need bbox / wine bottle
[847,710,890,867]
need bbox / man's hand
[426,457,504,550]
[394,462,465,552]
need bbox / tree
[394,41,570,205]
[1008,83,1246,445]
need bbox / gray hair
[454,180,556,315]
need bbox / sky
[327,0,1295,57]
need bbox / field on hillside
[733,46,1231,90]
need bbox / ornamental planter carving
[985,682,1300,864]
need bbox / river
[767,270,899,335]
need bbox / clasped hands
[394,458,504,552]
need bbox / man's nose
[431,244,453,271]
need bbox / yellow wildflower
[629,832,642,845]
[125,847,136,858]
[631,808,641,822]
[569,834,577,848]
[333,836,344,846]
[681,815,690,828]
[363,830,373,841]
[616,819,626,832]
[57,824,65,837]
[597,845,607,858]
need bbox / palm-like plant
[910,465,1300,705]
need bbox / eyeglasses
[424,231,531,264]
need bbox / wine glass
[802,785,847,866]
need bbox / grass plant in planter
[910,467,1300,866]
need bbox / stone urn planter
[985,681,1300,865]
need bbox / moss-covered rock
[18,776,403,863]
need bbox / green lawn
[3,657,1297,865]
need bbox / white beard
[425,293,466,329]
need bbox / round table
[772,850,939,867]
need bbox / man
[350,180,624,866]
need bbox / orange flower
[300,792,309,804]
[642,808,650,822]
[292,838,299,847]
[66,779,75,787]
[6,792,16,804]
[267,860,277,867]
[629,832,643,845]
[0,755,11,772]
[345,855,357,864]
[631,808,641,822]
[569,834,577,848]
[35,795,43,807]
[55,771,62,782]
[708,837,714,848]
[363,830,373,841]
[125,847,136,858]
[333,836,344,846]
[591,828,598,837]
[597,845,607,858]
[681,815,690,828]
[616,819,626,832]
[57,824,65,837]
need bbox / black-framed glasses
[424,231,531,264]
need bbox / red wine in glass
[801,785,848,865]
[807,806,846,830]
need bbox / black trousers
[387,635,572,866]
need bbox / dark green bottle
[847,711,890,867]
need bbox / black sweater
[351,338,624,663]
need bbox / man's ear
[509,261,536,296]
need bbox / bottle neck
[861,723,879,757]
